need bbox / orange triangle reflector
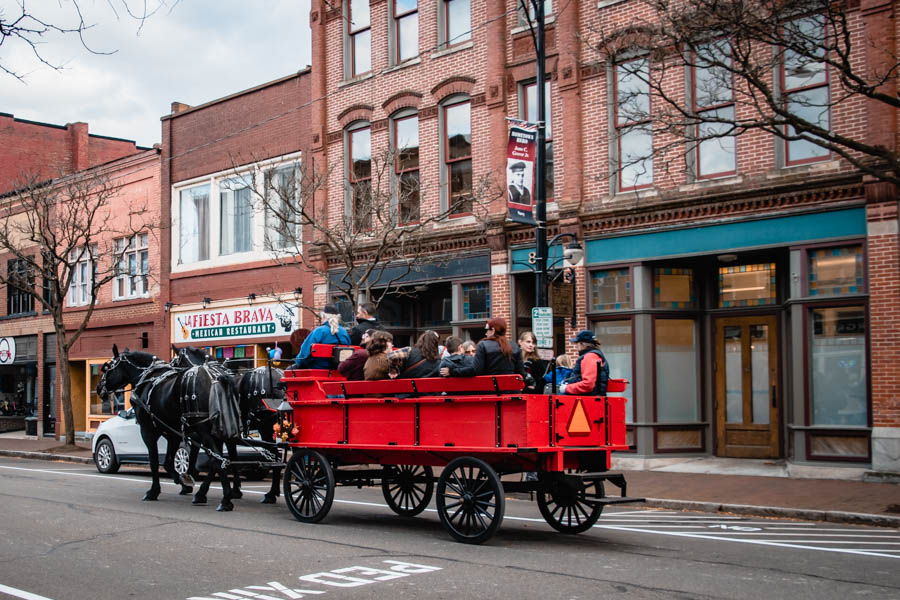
[567,399,592,435]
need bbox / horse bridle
[99,353,157,397]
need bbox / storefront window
[462,282,490,320]
[719,263,776,307]
[811,306,867,426]
[89,362,127,416]
[655,319,698,422]
[594,320,633,422]
[808,245,864,296]
[654,267,695,308]
[590,269,631,310]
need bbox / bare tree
[228,148,500,321]
[0,0,173,81]
[588,0,900,186]
[0,170,155,446]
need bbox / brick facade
[0,113,142,195]
[308,0,900,468]
[161,72,316,356]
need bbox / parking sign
[531,307,553,348]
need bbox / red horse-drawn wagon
[278,344,642,544]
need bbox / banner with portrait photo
[506,120,537,225]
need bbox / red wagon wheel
[283,449,335,523]
[537,476,603,534]
[436,457,505,544]
[381,465,434,517]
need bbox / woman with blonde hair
[518,329,548,393]
[292,304,351,369]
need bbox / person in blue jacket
[293,304,351,369]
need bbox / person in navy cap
[559,329,610,396]
[293,303,351,369]
[507,161,531,205]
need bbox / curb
[0,449,94,465]
[643,498,900,528]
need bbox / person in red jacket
[559,330,610,396]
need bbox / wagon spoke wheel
[537,477,603,534]
[436,457,504,544]
[283,449,335,524]
[382,465,434,517]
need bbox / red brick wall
[0,113,141,194]
[161,71,315,331]
[867,201,900,427]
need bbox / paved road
[1,457,898,600]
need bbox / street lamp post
[532,0,549,309]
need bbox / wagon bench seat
[319,374,525,398]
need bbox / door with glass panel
[715,315,779,458]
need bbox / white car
[92,407,270,478]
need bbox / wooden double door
[714,315,780,458]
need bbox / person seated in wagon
[292,304,351,369]
[558,330,610,396]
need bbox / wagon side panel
[348,404,416,446]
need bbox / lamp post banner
[506,121,537,225]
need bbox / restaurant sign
[173,301,299,344]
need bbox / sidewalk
[2,431,897,527]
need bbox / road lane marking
[594,526,900,559]
[0,584,55,600]
[5,463,898,560]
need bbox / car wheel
[174,443,191,476]
[94,438,120,474]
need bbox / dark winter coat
[440,353,474,376]
[349,317,384,346]
[454,339,525,378]
[337,347,369,381]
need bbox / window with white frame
[179,184,209,264]
[264,164,301,251]
[444,99,472,215]
[694,40,736,178]
[523,80,553,199]
[615,57,653,191]
[68,245,96,307]
[394,113,420,224]
[348,0,371,77]
[442,0,471,47]
[113,234,149,300]
[394,0,418,64]
[782,14,830,164]
[219,177,254,255]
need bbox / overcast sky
[1,1,312,148]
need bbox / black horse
[229,364,286,504]
[96,345,242,511]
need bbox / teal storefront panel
[510,208,866,269]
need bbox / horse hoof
[260,495,277,505]
[232,490,243,499]
[179,486,193,496]
[192,496,207,505]
[216,501,234,512]
[180,473,195,487]
[142,493,159,501]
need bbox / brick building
[0,113,143,195]
[160,72,316,367]
[1,145,161,438]
[62,148,165,434]
[306,0,900,471]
